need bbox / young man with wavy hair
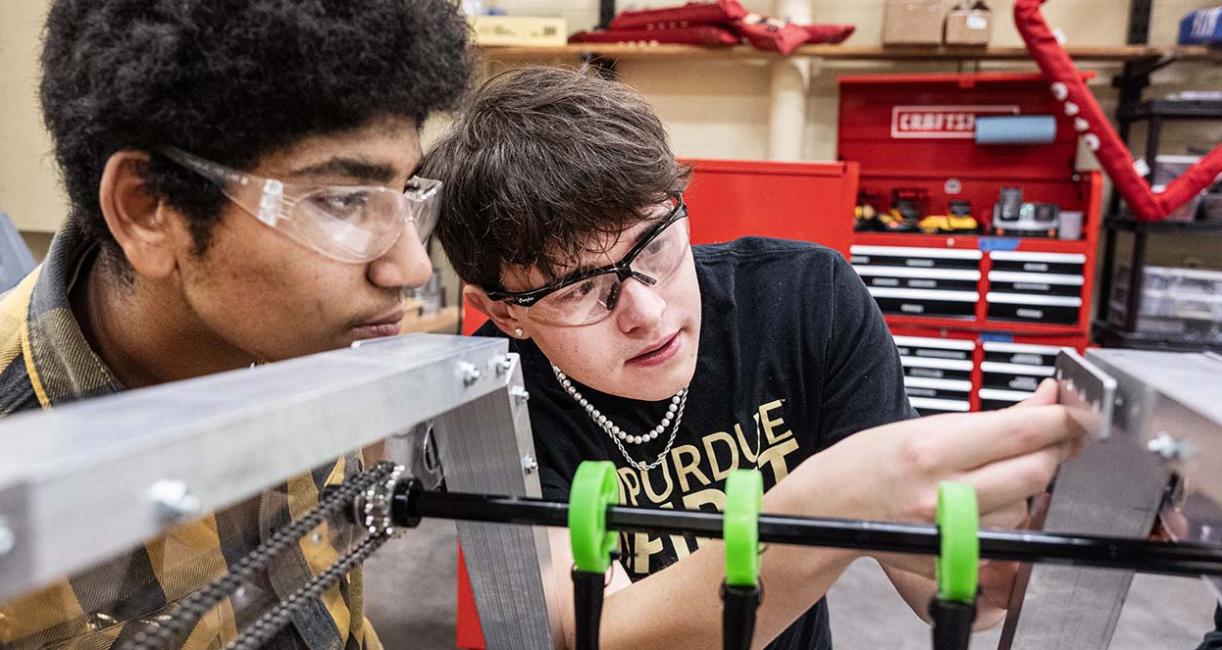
[425,67,1085,649]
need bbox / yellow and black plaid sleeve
[0,224,381,649]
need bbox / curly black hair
[422,66,690,291]
[40,0,473,261]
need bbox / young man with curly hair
[424,67,1086,649]
[0,1,471,648]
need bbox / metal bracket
[1055,350,1117,440]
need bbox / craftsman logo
[891,105,1020,139]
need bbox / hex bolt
[522,455,538,475]
[495,355,514,377]
[459,362,481,388]
[510,386,530,405]
[0,518,14,557]
[149,479,203,524]
[1147,433,1192,463]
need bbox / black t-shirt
[477,237,916,649]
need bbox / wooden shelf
[478,44,1222,64]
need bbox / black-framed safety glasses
[485,196,690,326]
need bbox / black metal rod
[722,584,760,650]
[573,569,606,650]
[930,599,976,650]
[394,487,1222,578]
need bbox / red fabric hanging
[1015,0,1222,222]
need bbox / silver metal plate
[1055,349,1117,440]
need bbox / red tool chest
[838,72,1102,415]
[683,158,859,255]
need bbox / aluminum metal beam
[999,349,1222,650]
[0,333,557,650]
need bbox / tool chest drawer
[988,250,1085,276]
[986,292,1082,325]
[851,245,983,270]
[979,341,1068,410]
[985,251,1085,325]
[978,388,1035,411]
[856,266,981,293]
[853,246,983,318]
[893,335,974,415]
[986,270,1083,298]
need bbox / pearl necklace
[551,364,688,472]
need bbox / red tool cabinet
[838,72,1102,415]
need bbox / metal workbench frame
[1000,349,1222,650]
[0,334,558,649]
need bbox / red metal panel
[838,72,1093,182]
[462,300,488,336]
[682,158,859,256]
[880,315,1088,338]
[456,544,487,649]
[1075,171,1104,333]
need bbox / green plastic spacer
[936,481,980,605]
[569,461,620,574]
[724,469,764,588]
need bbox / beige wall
[0,0,68,235]
[3,0,1221,239]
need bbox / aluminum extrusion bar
[0,335,511,601]
[999,350,1222,650]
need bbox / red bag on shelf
[609,0,747,30]
[569,26,740,46]
[802,23,855,45]
[732,14,809,55]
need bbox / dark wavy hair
[40,0,473,261]
[421,66,690,291]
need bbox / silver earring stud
[514,327,525,338]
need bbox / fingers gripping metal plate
[1055,350,1117,441]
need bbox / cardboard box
[471,15,567,47]
[945,2,992,46]
[882,0,953,45]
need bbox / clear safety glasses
[161,147,441,263]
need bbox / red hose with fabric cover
[1014,0,1222,222]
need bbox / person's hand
[975,378,1060,609]
[795,378,1085,580]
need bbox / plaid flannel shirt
[0,222,382,650]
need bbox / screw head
[1147,433,1192,462]
[495,355,514,377]
[148,480,203,523]
[522,455,538,474]
[459,362,481,387]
